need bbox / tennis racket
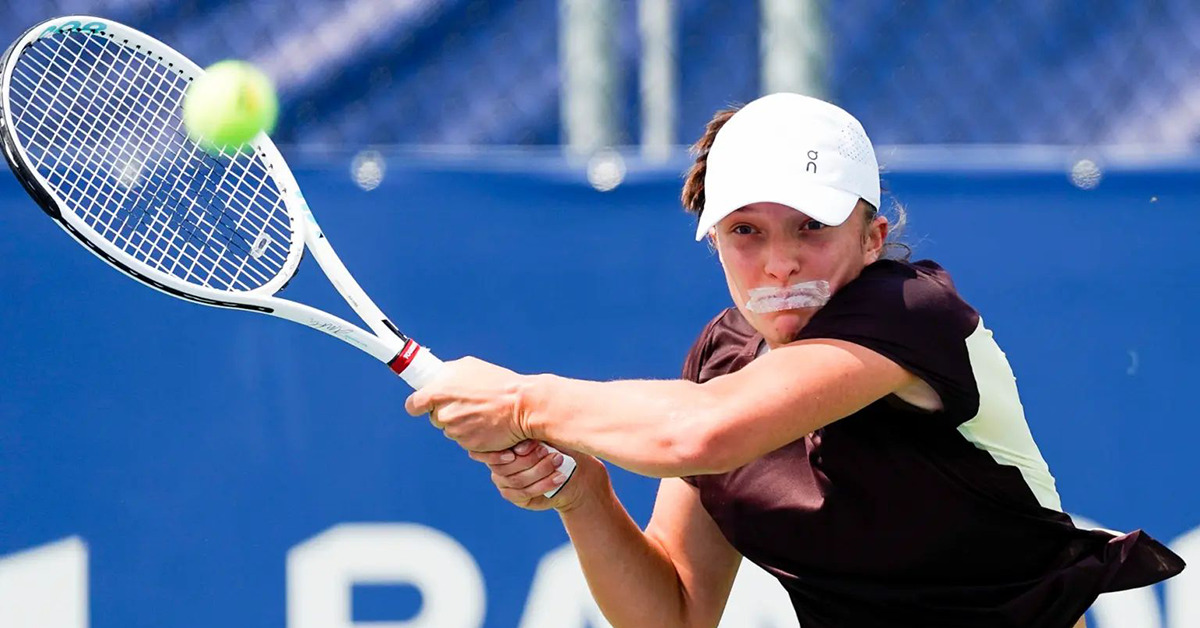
[0,16,576,496]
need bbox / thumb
[404,390,432,416]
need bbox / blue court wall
[1,153,1197,627]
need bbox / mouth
[745,280,831,313]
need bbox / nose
[762,237,803,282]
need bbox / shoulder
[840,260,960,306]
[807,260,979,339]
[681,308,758,383]
[799,260,985,421]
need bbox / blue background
[1,154,1197,626]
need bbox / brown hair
[681,105,911,261]
[681,106,739,215]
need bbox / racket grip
[393,343,577,498]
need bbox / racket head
[0,16,306,310]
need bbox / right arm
[472,444,742,628]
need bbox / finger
[488,444,551,476]
[469,449,517,465]
[405,391,432,416]
[497,486,544,509]
[496,451,565,491]
[513,440,538,456]
[496,470,568,502]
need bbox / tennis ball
[183,60,278,153]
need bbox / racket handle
[392,343,577,498]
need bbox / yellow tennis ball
[183,60,278,152]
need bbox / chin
[763,310,808,343]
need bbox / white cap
[696,93,880,241]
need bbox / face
[711,201,887,348]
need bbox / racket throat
[381,318,407,341]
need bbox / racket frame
[0,17,412,371]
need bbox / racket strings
[27,37,253,283]
[21,35,284,289]
[7,29,295,292]
[11,53,279,293]
[31,34,286,291]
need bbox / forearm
[520,341,913,478]
[522,375,726,477]
[557,466,693,628]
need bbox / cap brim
[694,184,861,241]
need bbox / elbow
[663,408,743,476]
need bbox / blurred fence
[1,1,1197,148]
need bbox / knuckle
[499,461,524,476]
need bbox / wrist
[553,455,611,515]
[516,372,558,441]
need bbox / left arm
[519,338,915,477]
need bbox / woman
[405,93,1184,628]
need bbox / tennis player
[405,93,1184,628]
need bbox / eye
[801,219,827,231]
[731,224,758,235]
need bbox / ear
[864,216,888,264]
[708,229,722,260]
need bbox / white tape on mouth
[746,280,831,313]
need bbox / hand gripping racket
[0,16,576,496]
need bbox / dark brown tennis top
[682,260,1184,628]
